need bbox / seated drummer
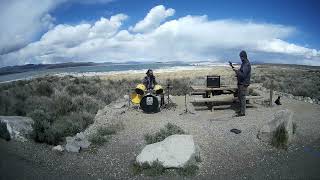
[143,69,157,91]
[143,69,165,106]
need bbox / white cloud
[0,13,129,65]
[90,14,128,38]
[257,39,320,58]
[0,0,115,55]
[0,0,58,55]
[130,5,175,33]
[40,13,127,47]
[1,4,320,67]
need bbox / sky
[0,0,320,67]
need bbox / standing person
[230,50,251,116]
[143,69,157,91]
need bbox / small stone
[52,145,64,152]
[76,132,85,140]
[123,95,130,101]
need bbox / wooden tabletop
[191,85,237,91]
[191,83,260,91]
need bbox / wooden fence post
[269,80,274,107]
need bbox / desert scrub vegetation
[132,160,199,177]
[293,122,297,134]
[132,160,165,176]
[164,78,193,95]
[89,123,123,145]
[271,123,289,149]
[176,164,199,176]
[0,75,191,145]
[0,121,11,141]
[97,123,124,136]
[144,123,185,144]
[252,65,320,101]
[0,76,134,145]
[88,133,110,145]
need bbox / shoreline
[0,65,235,83]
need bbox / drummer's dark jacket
[236,59,251,86]
[143,75,157,90]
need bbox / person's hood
[242,58,250,63]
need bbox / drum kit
[131,84,165,113]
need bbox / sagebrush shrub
[53,91,73,115]
[72,95,102,114]
[271,123,289,149]
[89,133,109,145]
[144,123,185,144]
[25,96,55,116]
[0,92,9,115]
[0,121,11,141]
[66,84,83,96]
[35,81,54,97]
[29,109,52,143]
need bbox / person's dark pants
[238,84,248,115]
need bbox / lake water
[0,62,225,83]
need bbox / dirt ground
[1,88,320,180]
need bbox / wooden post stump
[269,80,274,107]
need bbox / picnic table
[189,84,263,111]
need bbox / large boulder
[258,109,294,143]
[0,116,33,142]
[65,132,91,153]
[136,135,200,168]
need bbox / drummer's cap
[146,69,153,74]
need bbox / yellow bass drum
[131,92,142,104]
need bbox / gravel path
[1,94,320,180]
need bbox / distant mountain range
[0,62,98,76]
[0,61,186,76]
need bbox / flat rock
[65,132,91,153]
[0,116,33,142]
[65,142,80,153]
[136,135,199,168]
